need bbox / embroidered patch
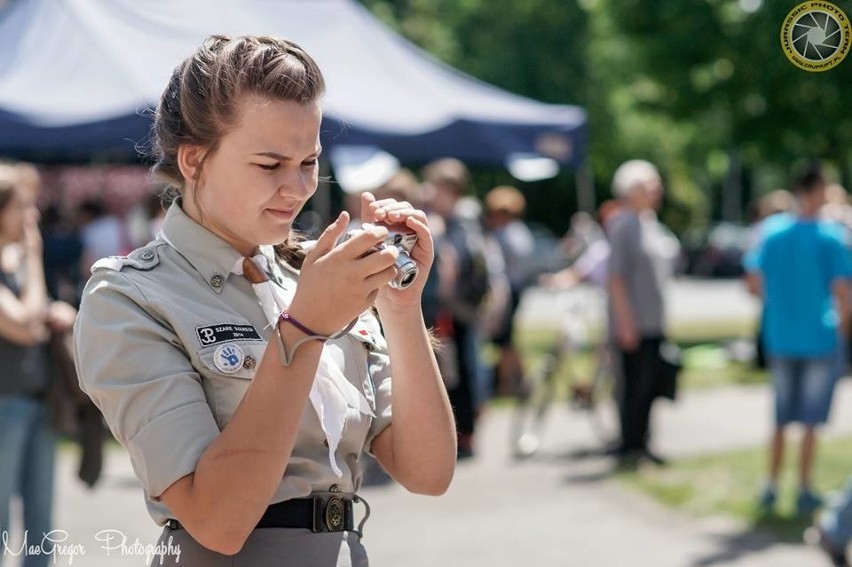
[196,323,262,346]
[349,318,383,351]
[213,343,245,374]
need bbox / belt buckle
[311,494,370,536]
[325,496,346,532]
[311,496,345,533]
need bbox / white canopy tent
[0,0,586,174]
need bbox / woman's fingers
[364,265,398,291]
[405,215,433,250]
[370,202,419,225]
[405,213,431,234]
[400,216,434,272]
[335,224,389,261]
[307,211,349,260]
[360,191,377,223]
[297,202,433,321]
[357,242,399,273]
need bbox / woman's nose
[278,169,314,198]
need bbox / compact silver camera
[344,224,419,289]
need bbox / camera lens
[399,270,417,288]
[390,259,418,289]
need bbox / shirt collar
[159,200,245,294]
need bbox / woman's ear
[177,145,206,184]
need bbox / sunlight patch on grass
[619,435,852,541]
[506,326,768,394]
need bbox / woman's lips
[267,207,296,221]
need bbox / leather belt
[166,494,370,538]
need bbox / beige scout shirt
[74,202,393,526]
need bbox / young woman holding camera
[74,35,456,566]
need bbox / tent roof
[0,0,586,167]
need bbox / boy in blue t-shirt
[746,165,852,516]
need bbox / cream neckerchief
[232,253,374,477]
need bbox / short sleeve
[744,219,773,274]
[573,240,609,282]
[743,244,762,274]
[74,271,220,498]
[607,216,637,279]
[828,228,852,281]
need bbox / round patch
[780,1,851,72]
[213,343,245,374]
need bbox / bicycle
[509,285,618,459]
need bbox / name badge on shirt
[196,323,262,346]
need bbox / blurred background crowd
[2,0,852,565]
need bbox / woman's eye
[257,163,279,171]
[302,160,318,167]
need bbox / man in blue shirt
[746,164,851,516]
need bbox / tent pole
[575,163,595,214]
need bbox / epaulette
[90,245,161,273]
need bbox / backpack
[447,218,492,322]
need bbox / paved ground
[519,278,760,330]
[5,380,851,566]
[1,280,840,566]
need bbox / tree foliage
[359,0,852,233]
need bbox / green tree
[601,0,852,219]
[359,0,592,234]
[359,0,852,233]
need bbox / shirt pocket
[343,315,388,408]
[346,313,386,352]
[195,341,266,428]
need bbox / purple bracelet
[278,311,328,341]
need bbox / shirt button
[139,250,155,261]
[243,356,256,369]
[329,484,340,493]
[210,274,225,288]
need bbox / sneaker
[805,525,849,566]
[758,485,777,512]
[640,449,668,467]
[797,489,824,516]
[614,450,642,472]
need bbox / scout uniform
[74,202,392,566]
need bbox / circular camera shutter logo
[781,1,851,72]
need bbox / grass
[667,318,756,344]
[618,435,852,542]
[506,320,849,543]
[500,324,768,397]
[678,352,768,389]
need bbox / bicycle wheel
[585,351,619,444]
[509,351,559,459]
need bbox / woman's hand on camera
[288,211,398,335]
[361,192,434,310]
